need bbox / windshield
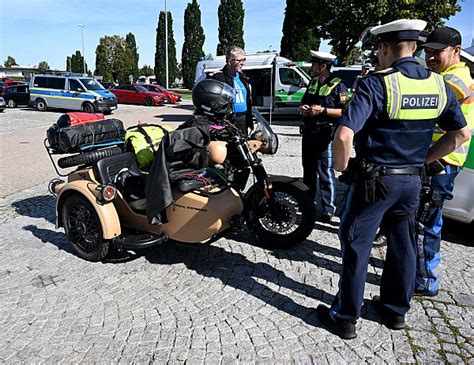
[250,107,279,154]
[296,66,310,81]
[80,78,105,91]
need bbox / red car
[110,84,165,106]
[140,84,181,103]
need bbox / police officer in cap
[300,50,348,222]
[316,19,469,340]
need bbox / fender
[243,175,309,202]
[56,180,121,239]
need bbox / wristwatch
[322,107,328,116]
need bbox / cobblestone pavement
[0,125,472,363]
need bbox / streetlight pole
[165,0,169,88]
[78,24,86,75]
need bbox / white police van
[29,74,118,114]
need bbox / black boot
[372,296,405,330]
[316,304,357,340]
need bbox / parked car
[100,81,117,89]
[0,96,5,112]
[0,80,23,93]
[30,74,118,114]
[110,84,165,106]
[2,83,29,108]
[140,83,182,103]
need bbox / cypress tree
[182,0,205,89]
[280,0,321,61]
[70,50,87,73]
[216,0,245,56]
[125,33,140,80]
[155,11,178,87]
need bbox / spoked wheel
[62,195,110,261]
[245,182,316,248]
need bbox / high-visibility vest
[308,77,342,96]
[359,69,448,166]
[432,62,474,167]
[382,70,447,120]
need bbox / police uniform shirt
[338,56,467,167]
[301,76,348,125]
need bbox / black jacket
[145,126,210,225]
[208,65,253,131]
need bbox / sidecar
[48,140,243,262]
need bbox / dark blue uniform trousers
[330,175,421,321]
[302,127,336,215]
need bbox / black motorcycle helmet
[192,79,235,118]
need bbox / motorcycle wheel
[62,195,110,261]
[245,182,316,248]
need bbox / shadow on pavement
[170,104,194,111]
[441,218,473,246]
[158,114,192,122]
[12,195,56,224]
[22,224,72,253]
[143,239,333,327]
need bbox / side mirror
[299,80,308,88]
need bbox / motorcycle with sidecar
[46,109,316,261]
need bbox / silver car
[0,96,6,112]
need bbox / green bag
[125,123,173,169]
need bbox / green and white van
[195,53,311,116]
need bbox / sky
[1,0,473,71]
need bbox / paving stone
[0,126,472,363]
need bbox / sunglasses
[232,58,246,64]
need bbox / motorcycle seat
[94,152,142,185]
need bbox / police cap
[371,19,427,42]
[309,50,336,63]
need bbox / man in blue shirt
[316,19,470,340]
[209,46,253,134]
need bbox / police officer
[300,51,348,222]
[315,19,470,340]
[415,26,474,297]
[209,46,253,135]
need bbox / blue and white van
[29,74,118,114]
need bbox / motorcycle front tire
[245,181,316,248]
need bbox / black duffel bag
[47,118,125,154]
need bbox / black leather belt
[380,166,423,176]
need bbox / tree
[37,61,50,71]
[95,35,134,83]
[69,50,88,73]
[66,57,72,72]
[4,56,18,67]
[313,0,461,64]
[182,0,206,89]
[280,0,321,61]
[216,0,245,56]
[139,65,155,76]
[125,32,140,80]
[155,11,178,86]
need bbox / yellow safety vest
[308,77,342,96]
[432,62,474,166]
[383,71,447,120]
